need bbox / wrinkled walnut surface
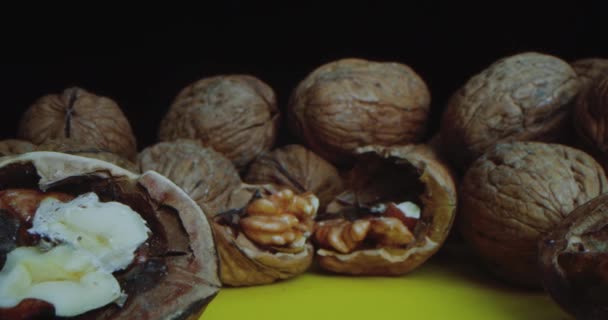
[288,58,430,164]
[0,140,35,157]
[158,75,280,170]
[572,58,608,90]
[574,75,608,155]
[17,87,137,160]
[137,139,242,216]
[440,52,580,171]
[244,144,344,212]
[460,141,608,288]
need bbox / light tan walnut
[0,140,35,157]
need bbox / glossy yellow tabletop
[202,245,572,320]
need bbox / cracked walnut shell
[288,58,430,165]
[244,144,344,212]
[460,141,608,288]
[16,87,137,160]
[440,52,580,171]
[158,75,280,170]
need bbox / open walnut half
[211,184,319,286]
[313,145,457,275]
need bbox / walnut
[571,58,608,90]
[158,75,280,170]
[244,144,344,212]
[287,58,430,165]
[0,140,35,157]
[314,144,457,276]
[137,139,242,216]
[539,193,608,320]
[440,52,580,171]
[459,141,608,288]
[211,185,319,286]
[36,139,139,173]
[573,75,608,159]
[16,87,137,160]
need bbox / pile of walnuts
[4,52,608,318]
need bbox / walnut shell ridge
[288,58,430,165]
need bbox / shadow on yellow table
[202,245,572,320]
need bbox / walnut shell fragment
[244,144,344,212]
[539,193,608,320]
[314,145,457,275]
[440,52,580,171]
[137,139,242,215]
[288,58,431,164]
[158,75,280,170]
[460,142,608,288]
[17,87,137,160]
[0,152,220,319]
[37,139,139,173]
[0,140,35,157]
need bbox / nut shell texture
[574,75,608,155]
[441,52,580,170]
[572,58,608,90]
[460,141,607,287]
[0,140,35,157]
[288,58,430,164]
[158,75,280,170]
[17,87,137,160]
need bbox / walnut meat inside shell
[17,87,137,160]
[244,144,344,212]
[440,52,580,171]
[288,58,431,164]
[460,142,608,288]
[158,75,280,170]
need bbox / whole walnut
[158,75,280,170]
[17,87,137,160]
[460,141,608,288]
[571,58,608,90]
[244,144,344,211]
[574,75,608,158]
[36,138,139,173]
[440,52,580,171]
[288,58,430,165]
[137,139,242,215]
[0,139,35,156]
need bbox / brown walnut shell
[158,75,280,170]
[210,184,315,286]
[0,139,35,157]
[288,58,431,165]
[137,139,242,216]
[574,75,608,158]
[0,152,220,319]
[17,87,137,160]
[460,141,608,288]
[539,193,608,320]
[315,144,457,275]
[36,138,139,173]
[440,52,580,171]
[244,144,344,212]
[572,58,608,90]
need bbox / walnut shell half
[158,75,280,170]
[244,144,344,212]
[440,52,580,171]
[17,87,137,160]
[314,145,457,275]
[288,58,430,165]
[0,152,220,319]
[460,142,608,288]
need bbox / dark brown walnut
[211,184,319,286]
[460,141,608,288]
[288,58,431,165]
[158,75,280,170]
[244,144,344,212]
[137,139,242,216]
[574,75,608,160]
[0,151,220,319]
[0,139,35,157]
[313,144,457,276]
[539,193,608,320]
[572,58,608,91]
[440,52,581,171]
[37,139,139,173]
[17,87,137,160]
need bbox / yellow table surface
[202,245,573,320]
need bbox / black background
[1,2,607,151]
